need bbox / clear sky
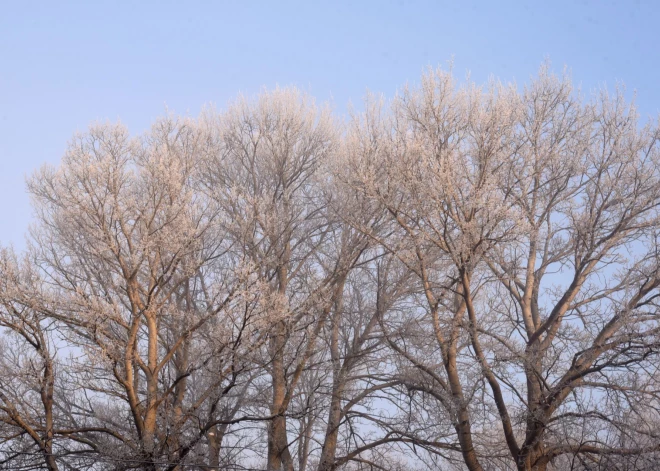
[2,0,659,247]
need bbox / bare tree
[342,66,660,470]
[0,249,62,471]
[199,89,382,471]
[19,118,274,469]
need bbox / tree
[341,66,660,470]
[17,118,273,469]
[0,249,61,471]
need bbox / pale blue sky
[2,0,659,247]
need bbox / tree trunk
[518,342,546,471]
[317,385,343,471]
[143,313,160,470]
[206,423,227,470]
[446,355,483,471]
[267,322,294,471]
[318,300,344,471]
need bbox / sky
[1,0,660,248]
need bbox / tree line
[2,66,660,471]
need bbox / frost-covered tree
[342,66,660,471]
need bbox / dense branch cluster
[2,67,660,471]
